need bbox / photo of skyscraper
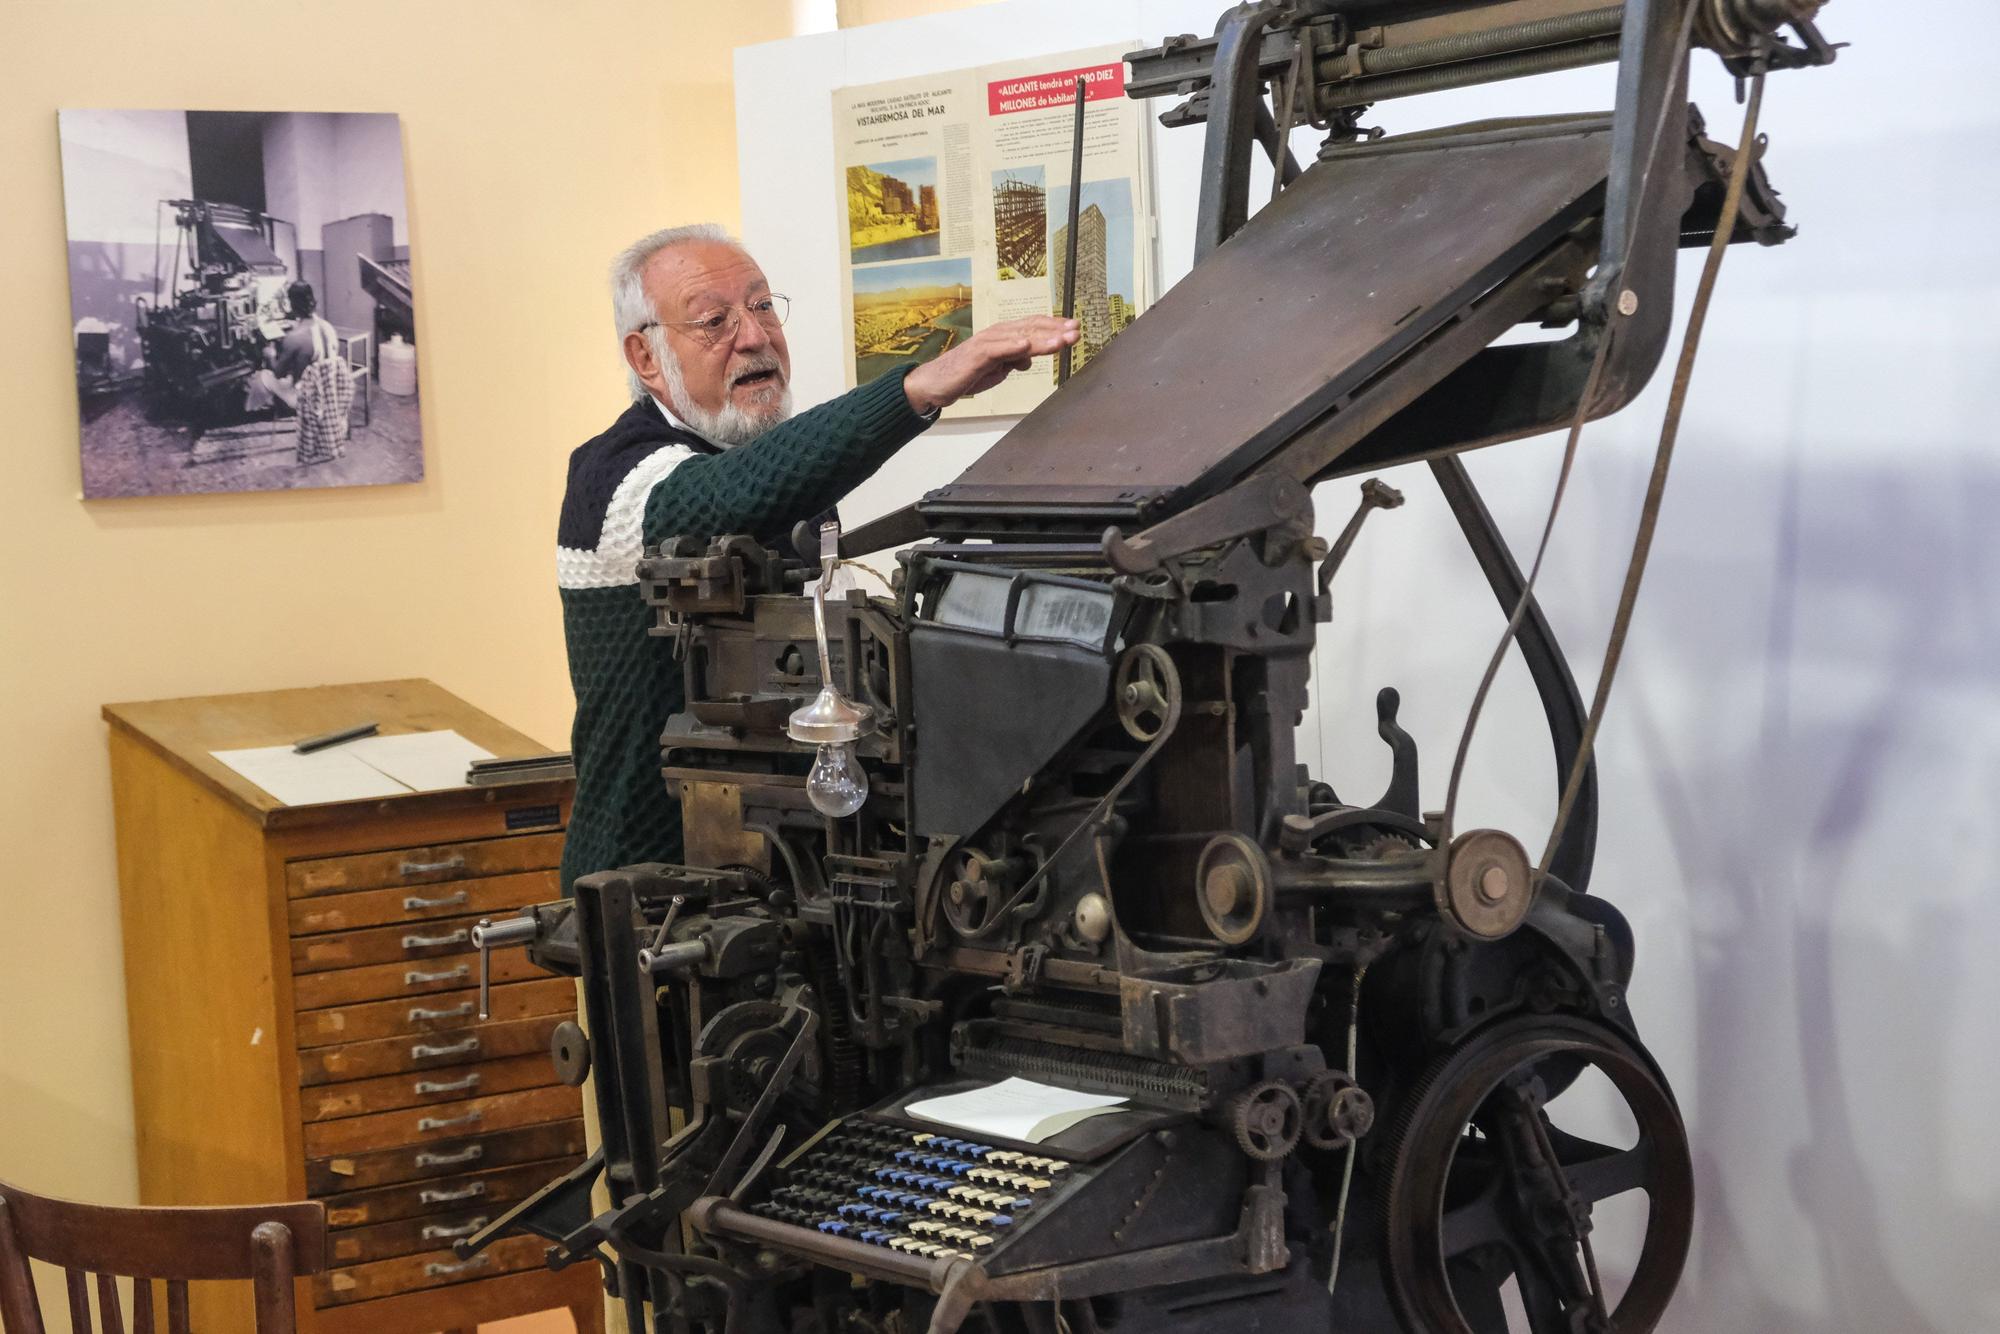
[992,167,1046,280]
[1048,179,1136,379]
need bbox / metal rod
[1315,4,1623,83]
[1057,76,1086,385]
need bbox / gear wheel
[1228,1080,1303,1162]
[1378,1014,1693,1334]
[1302,1070,1375,1150]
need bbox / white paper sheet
[344,730,495,791]
[905,1077,1128,1144]
[210,744,410,807]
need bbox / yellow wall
[841,0,1000,23]
[0,0,790,1226]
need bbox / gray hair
[609,222,742,401]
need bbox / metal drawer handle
[420,1216,490,1242]
[400,854,467,876]
[414,1145,484,1168]
[419,1181,487,1205]
[402,929,471,950]
[408,1002,475,1023]
[404,890,470,911]
[418,1111,483,1133]
[404,964,470,985]
[425,1255,491,1278]
[415,1072,481,1096]
[410,1036,480,1060]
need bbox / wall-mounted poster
[57,110,422,499]
[833,45,1156,419]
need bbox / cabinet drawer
[307,1119,586,1195]
[300,1014,567,1086]
[303,1084,581,1158]
[328,1204,501,1265]
[320,1158,572,1230]
[289,870,557,936]
[294,977,573,1049]
[289,833,563,898]
[293,911,491,974]
[302,1053,562,1123]
[292,948,547,1012]
[315,1234,548,1308]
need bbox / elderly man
[557,223,1077,891]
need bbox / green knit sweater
[555,368,931,892]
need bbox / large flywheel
[1379,1014,1694,1334]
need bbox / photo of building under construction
[852,256,973,384]
[992,167,1047,280]
[846,156,941,263]
[1048,179,1137,380]
[59,109,422,499]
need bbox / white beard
[653,327,794,448]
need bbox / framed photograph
[58,109,422,499]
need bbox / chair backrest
[0,1180,327,1334]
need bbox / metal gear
[1228,1080,1304,1162]
[1114,643,1181,742]
[1302,1070,1375,1150]
[1378,1014,1693,1334]
[696,1000,819,1113]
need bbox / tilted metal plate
[920,118,1616,526]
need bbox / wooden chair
[0,1179,327,1334]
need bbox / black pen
[293,722,380,754]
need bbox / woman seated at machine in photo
[245,278,354,463]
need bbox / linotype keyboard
[751,1117,1076,1262]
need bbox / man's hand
[902,315,1081,415]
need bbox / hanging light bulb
[806,741,869,817]
[788,521,875,817]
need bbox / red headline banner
[987,62,1125,116]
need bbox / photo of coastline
[853,257,973,383]
[847,156,941,263]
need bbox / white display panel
[737,7,2000,1331]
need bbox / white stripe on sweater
[555,444,695,589]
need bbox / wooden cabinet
[103,680,600,1334]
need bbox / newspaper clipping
[834,44,1155,419]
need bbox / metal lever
[1316,478,1405,602]
[469,914,538,1018]
[636,895,708,975]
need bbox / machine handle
[403,890,470,912]
[471,915,540,1020]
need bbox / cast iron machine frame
[458,3,1837,1331]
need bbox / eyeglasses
[642,294,791,348]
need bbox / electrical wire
[1539,69,1768,874]
[1439,2,1705,845]
[1325,962,1368,1296]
